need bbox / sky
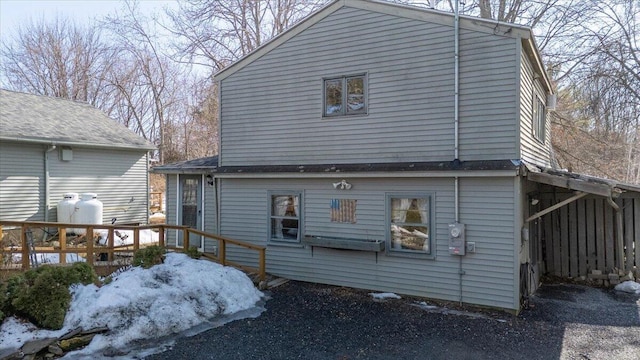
[0,0,176,42]
[0,252,266,358]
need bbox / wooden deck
[0,221,266,281]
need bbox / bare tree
[549,0,639,183]
[102,0,187,163]
[167,0,326,74]
[162,77,219,163]
[0,17,116,108]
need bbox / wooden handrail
[0,221,266,281]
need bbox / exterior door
[178,175,202,249]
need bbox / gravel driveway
[144,280,640,360]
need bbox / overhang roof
[150,156,219,174]
[0,89,156,151]
[151,158,519,176]
[523,162,640,198]
[214,0,552,93]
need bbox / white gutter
[0,137,155,151]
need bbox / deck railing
[0,221,266,281]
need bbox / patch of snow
[369,292,401,300]
[614,280,640,294]
[414,301,439,310]
[96,229,159,246]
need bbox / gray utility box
[448,222,466,256]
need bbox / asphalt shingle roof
[0,89,155,150]
[151,156,219,173]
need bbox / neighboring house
[0,89,156,226]
[152,0,639,312]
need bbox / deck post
[183,228,190,250]
[259,248,266,281]
[158,226,165,248]
[107,228,115,262]
[21,225,29,270]
[59,227,67,264]
[219,239,226,266]
[86,226,94,265]
[133,228,140,251]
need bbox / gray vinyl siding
[47,148,149,225]
[458,177,518,309]
[203,178,217,250]
[219,176,518,310]
[0,142,45,221]
[519,50,551,166]
[165,174,178,245]
[219,6,521,166]
[458,29,518,160]
[0,140,149,225]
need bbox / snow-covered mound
[0,252,264,357]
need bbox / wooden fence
[532,194,639,278]
[0,221,265,281]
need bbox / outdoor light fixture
[206,175,214,186]
[332,180,352,190]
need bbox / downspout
[454,1,460,162]
[175,174,180,246]
[199,174,205,250]
[43,144,56,240]
[454,1,463,305]
[215,177,221,236]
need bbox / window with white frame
[388,194,431,255]
[324,74,367,117]
[532,95,546,143]
[269,192,301,243]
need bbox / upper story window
[532,95,546,143]
[323,74,367,117]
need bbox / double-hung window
[387,194,432,255]
[532,95,546,143]
[324,74,367,117]
[269,192,302,243]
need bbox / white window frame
[532,95,546,143]
[386,193,434,258]
[323,74,367,117]
[268,191,302,244]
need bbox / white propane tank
[73,193,103,235]
[57,193,79,233]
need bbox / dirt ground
[143,280,640,360]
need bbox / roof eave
[0,136,156,151]
[522,37,553,94]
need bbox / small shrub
[132,246,166,269]
[183,246,202,259]
[1,273,27,320]
[0,281,7,322]
[7,263,98,329]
